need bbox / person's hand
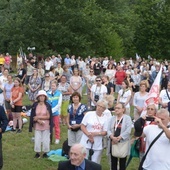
[110,135,119,144]
[37,120,45,125]
[87,132,94,142]
[89,137,94,143]
[154,116,165,129]
[33,116,39,121]
[162,103,168,108]
[142,115,147,120]
[71,124,80,129]
[116,136,122,142]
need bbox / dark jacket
[29,102,53,140]
[0,106,8,139]
[58,159,102,170]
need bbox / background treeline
[0,0,169,59]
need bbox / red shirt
[115,71,126,85]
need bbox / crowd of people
[0,52,170,169]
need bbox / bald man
[58,143,102,170]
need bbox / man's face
[156,113,169,127]
[70,146,85,166]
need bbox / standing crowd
[0,52,170,170]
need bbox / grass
[2,89,139,170]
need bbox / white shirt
[80,111,108,150]
[118,89,131,108]
[159,89,170,103]
[143,125,170,170]
[45,60,53,71]
[91,84,107,106]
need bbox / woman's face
[122,82,127,89]
[33,69,38,75]
[146,104,156,117]
[3,69,9,76]
[114,104,125,116]
[72,95,80,103]
[61,76,66,83]
[108,64,112,69]
[96,103,106,114]
[14,80,20,86]
[74,70,79,75]
[7,76,12,82]
[38,95,46,102]
[140,84,146,92]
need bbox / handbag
[112,140,129,158]
[138,125,170,170]
[131,139,140,158]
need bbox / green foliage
[0,0,169,58]
[134,0,170,58]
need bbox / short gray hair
[156,108,169,117]
[97,99,108,109]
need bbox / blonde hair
[140,80,149,88]
[104,95,114,108]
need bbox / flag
[140,65,162,117]
[135,53,140,60]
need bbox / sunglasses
[147,108,155,111]
[96,80,101,82]
[90,71,94,72]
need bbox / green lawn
[2,91,139,170]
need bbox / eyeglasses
[96,80,101,82]
[90,71,94,72]
[97,105,105,109]
[115,107,122,110]
[147,108,155,111]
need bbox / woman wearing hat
[29,90,53,158]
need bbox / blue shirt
[75,160,85,170]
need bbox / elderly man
[58,143,102,170]
[141,109,170,170]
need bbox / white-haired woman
[29,90,53,158]
[80,100,108,164]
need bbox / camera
[146,117,155,121]
[94,95,99,102]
